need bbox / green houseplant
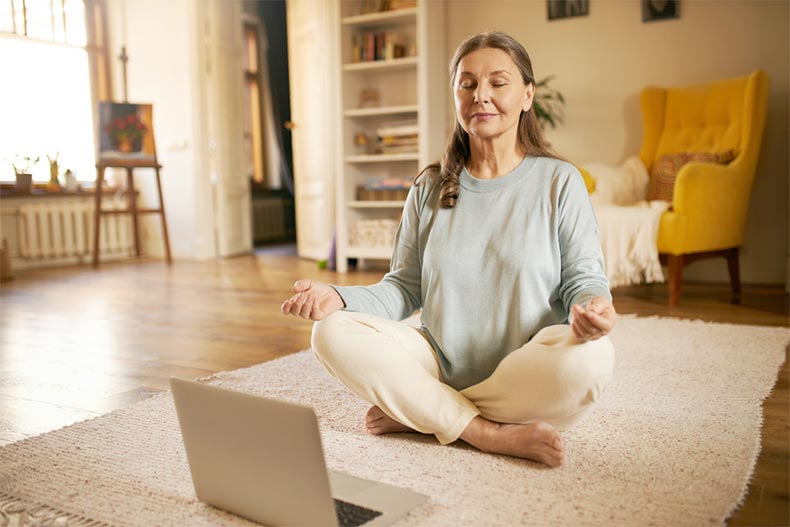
[532,75,565,130]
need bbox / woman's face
[453,47,534,144]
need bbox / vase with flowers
[105,113,147,153]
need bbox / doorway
[243,0,296,247]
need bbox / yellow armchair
[639,70,770,305]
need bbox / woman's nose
[474,85,490,104]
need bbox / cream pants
[311,311,615,445]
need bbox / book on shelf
[376,119,418,137]
[351,31,407,63]
[375,120,418,154]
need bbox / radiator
[252,197,289,243]
[17,198,134,262]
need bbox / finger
[572,316,591,339]
[292,279,312,293]
[574,312,599,339]
[298,295,314,319]
[310,298,326,321]
[288,292,309,316]
[281,294,300,315]
[586,309,615,334]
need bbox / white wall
[106,0,216,260]
[446,0,789,284]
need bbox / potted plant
[105,113,147,152]
[11,155,40,193]
[532,75,565,130]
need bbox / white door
[286,0,335,260]
[206,0,252,257]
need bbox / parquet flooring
[0,244,787,526]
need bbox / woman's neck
[466,138,526,180]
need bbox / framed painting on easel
[97,102,157,165]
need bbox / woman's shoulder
[534,156,581,177]
[414,163,440,187]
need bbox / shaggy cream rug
[0,317,786,527]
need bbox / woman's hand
[280,279,345,321]
[570,296,617,341]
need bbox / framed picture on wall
[642,0,679,22]
[547,0,589,21]
[98,102,157,164]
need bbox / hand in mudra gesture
[280,279,345,321]
[570,296,617,341]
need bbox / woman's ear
[523,82,535,112]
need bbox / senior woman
[281,31,616,468]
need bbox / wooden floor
[1,245,787,526]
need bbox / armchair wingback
[638,70,770,305]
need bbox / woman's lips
[472,113,497,121]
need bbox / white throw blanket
[593,200,671,287]
[583,157,671,288]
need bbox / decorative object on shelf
[547,0,589,20]
[533,76,565,130]
[356,176,411,200]
[358,88,381,108]
[10,155,39,193]
[98,102,156,163]
[642,0,679,22]
[354,132,371,154]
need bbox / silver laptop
[170,378,427,527]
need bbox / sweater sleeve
[332,184,423,321]
[557,167,612,312]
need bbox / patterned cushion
[648,150,737,201]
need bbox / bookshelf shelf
[346,153,418,163]
[344,104,419,117]
[343,56,418,72]
[347,200,407,209]
[341,7,417,28]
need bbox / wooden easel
[92,48,171,267]
[93,159,172,267]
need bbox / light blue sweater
[333,156,610,390]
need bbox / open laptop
[170,378,428,527]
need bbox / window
[0,0,108,182]
[242,21,264,184]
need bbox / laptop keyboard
[334,498,383,527]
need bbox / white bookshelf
[333,1,446,271]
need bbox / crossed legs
[311,311,615,467]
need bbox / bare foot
[460,417,564,467]
[365,406,415,435]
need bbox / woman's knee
[310,310,352,361]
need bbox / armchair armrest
[670,158,753,248]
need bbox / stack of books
[351,31,407,63]
[376,120,418,155]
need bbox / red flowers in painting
[105,113,147,142]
